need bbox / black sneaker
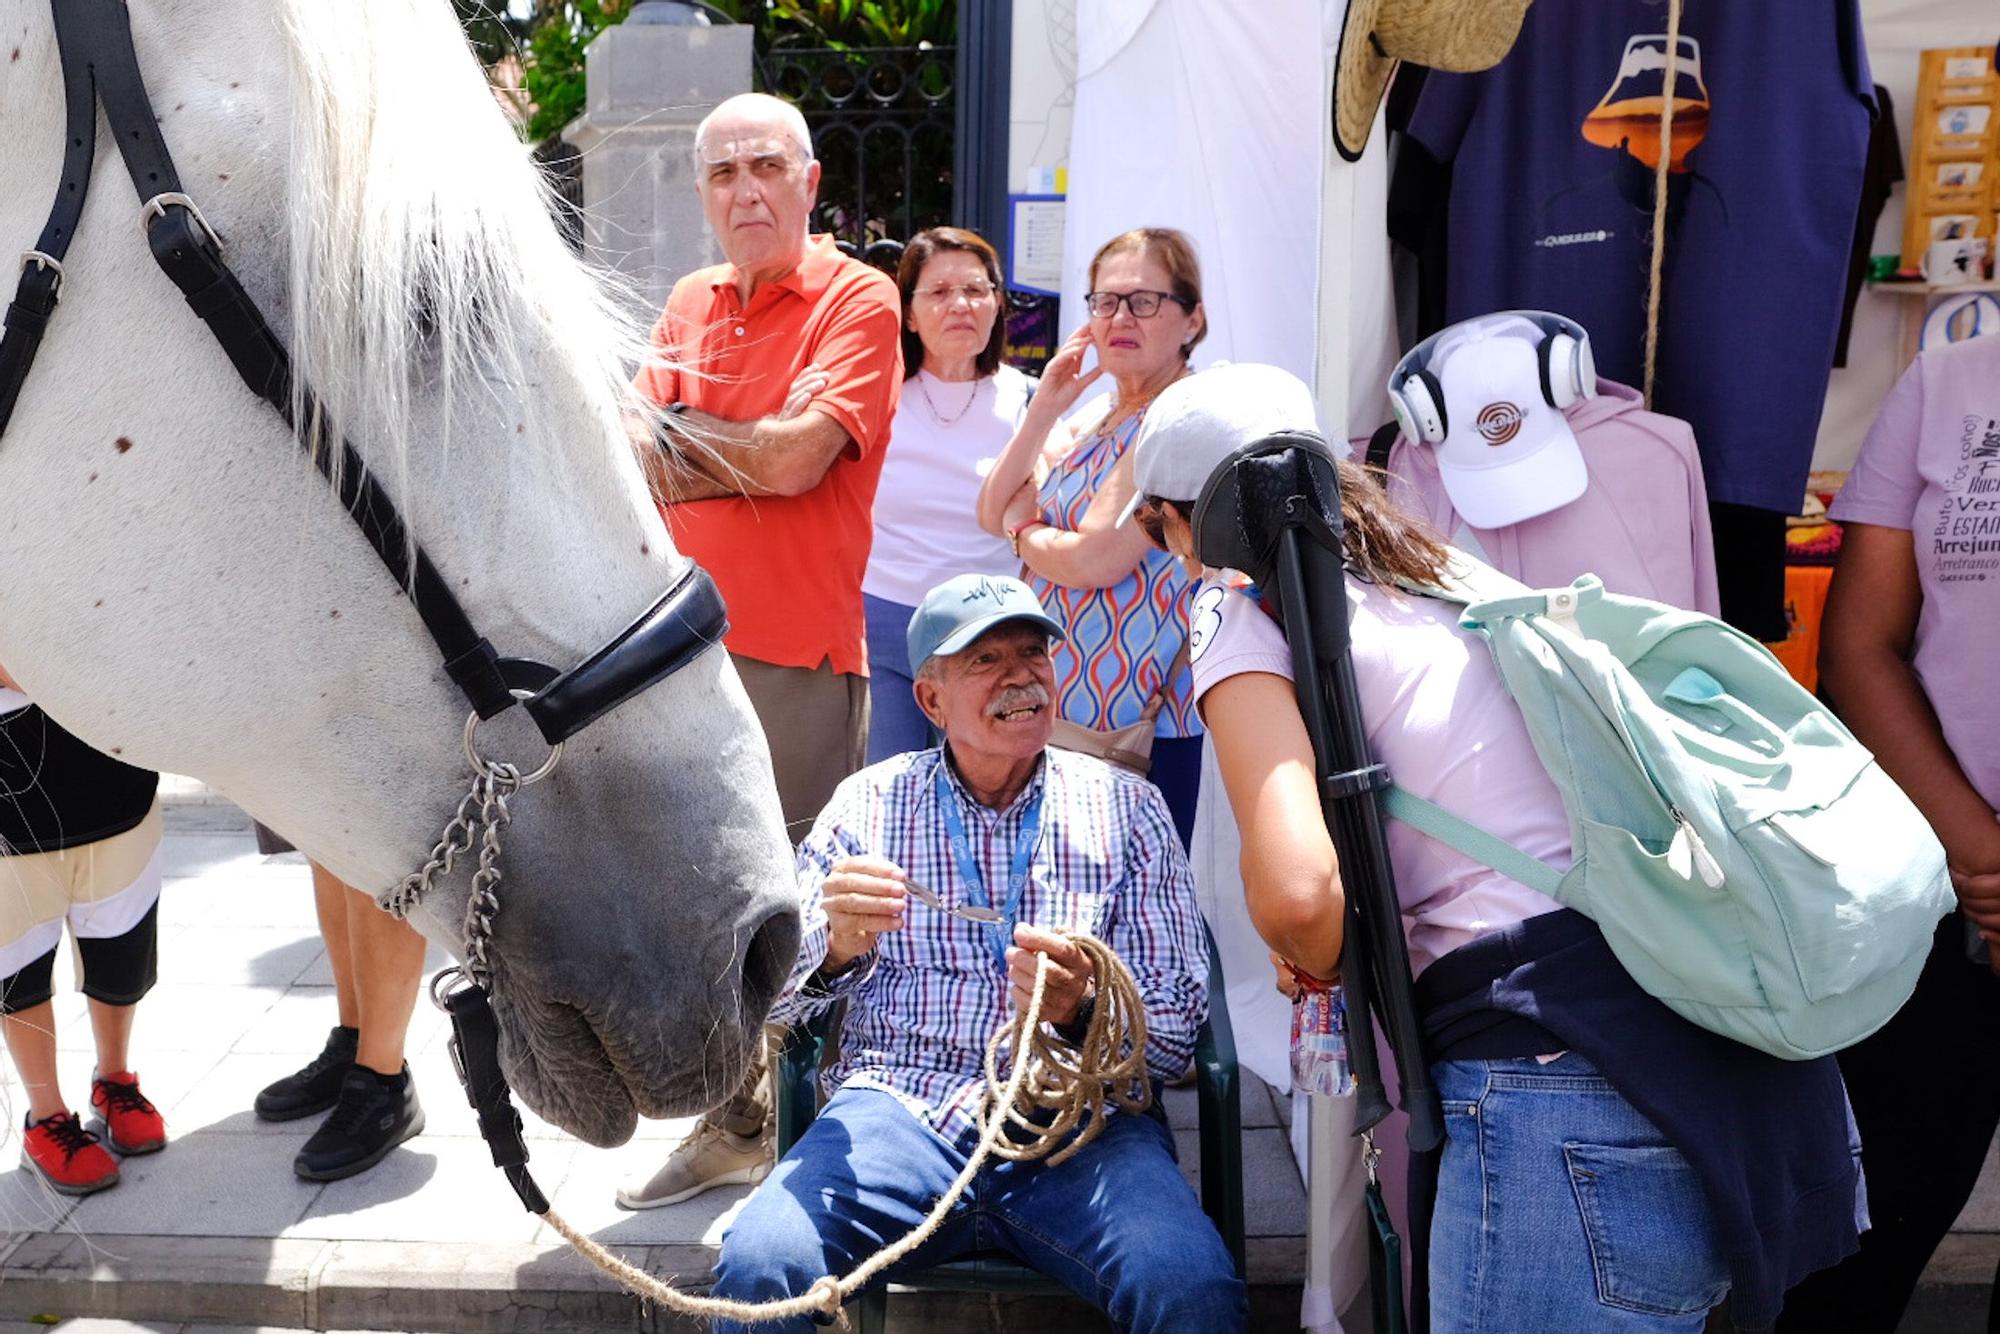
[254,1025,359,1122]
[293,1065,425,1182]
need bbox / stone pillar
[566,19,754,314]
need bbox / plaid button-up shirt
[774,745,1209,1144]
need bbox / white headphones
[1387,311,1598,445]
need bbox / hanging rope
[1641,0,1686,408]
[539,932,1150,1327]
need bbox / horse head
[0,0,799,1146]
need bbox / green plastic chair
[773,940,1245,1333]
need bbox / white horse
[0,0,798,1147]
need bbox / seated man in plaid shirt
[710,574,1245,1333]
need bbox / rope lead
[539,932,1149,1326]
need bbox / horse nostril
[742,907,800,1012]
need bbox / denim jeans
[863,593,931,765]
[1429,1053,1730,1332]
[712,1086,1245,1333]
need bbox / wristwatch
[1007,519,1047,558]
[654,401,692,453]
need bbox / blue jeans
[1429,1054,1730,1332]
[863,594,931,765]
[713,1087,1245,1333]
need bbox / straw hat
[1332,0,1534,160]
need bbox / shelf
[1866,279,2000,296]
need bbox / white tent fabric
[1065,3,1392,1330]
[1061,0,1327,382]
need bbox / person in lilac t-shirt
[1779,335,2000,1332]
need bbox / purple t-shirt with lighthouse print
[1830,336,2000,811]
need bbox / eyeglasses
[915,282,998,306]
[902,876,1005,925]
[1084,289,1193,319]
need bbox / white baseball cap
[1117,363,1323,526]
[1430,327,1587,529]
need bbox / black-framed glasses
[1084,289,1193,319]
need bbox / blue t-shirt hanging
[1406,0,1873,514]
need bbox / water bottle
[1290,982,1356,1098]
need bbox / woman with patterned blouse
[975,228,1207,843]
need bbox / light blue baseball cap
[906,574,1065,671]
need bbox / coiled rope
[540,932,1148,1327]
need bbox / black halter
[0,0,726,745]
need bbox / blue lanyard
[935,766,1043,969]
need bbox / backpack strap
[1380,786,1565,898]
[1365,421,1401,473]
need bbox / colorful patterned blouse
[1027,406,1201,738]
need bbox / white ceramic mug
[1923,235,1990,285]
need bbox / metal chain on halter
[376,696,561,990]
[458,762,519,987]
[376,760,520,988]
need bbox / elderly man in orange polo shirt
[622,92,902,1209]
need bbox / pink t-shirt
[1186,573,1568,973]
[1829,337,2000,811]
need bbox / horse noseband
[503,562,729,745]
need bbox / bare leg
[334,875,425,1077]
[311,863,361,1029]
[3,1001,66,1122]
[85,998,136,1076]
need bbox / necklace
[919,373,980,427]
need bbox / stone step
[0,1233,1305,1333]
[3,1229,1989,1331]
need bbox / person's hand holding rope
[820,855,908,973]
[1007,924,1094,1026]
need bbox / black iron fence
[756,46,955,249]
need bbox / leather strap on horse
[0,0,98,440]
[0,0,518,721]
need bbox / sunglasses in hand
[902,876,1005,925]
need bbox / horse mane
[278,0,661,499]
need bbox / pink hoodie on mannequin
[1368,378,1721,616]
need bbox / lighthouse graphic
[1583,34,1711,172]
[1537,30,1728,243]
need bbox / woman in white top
[863,227,1033,762]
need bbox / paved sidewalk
[0,783,1308,1332]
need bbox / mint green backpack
[1383,559,1955,1061]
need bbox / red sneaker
[91,1072,167,1155]
[21,1111,120,1195]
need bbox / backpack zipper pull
[1669,808,1726,889]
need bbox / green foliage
[502,1,958,144]
[766,0,956,48]
[452,0,533,69]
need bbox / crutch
[1191,434,1442,1151]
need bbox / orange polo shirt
[637,236,902,675]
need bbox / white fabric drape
[1065,5,1397,1329]
[1061,0,1327,382]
